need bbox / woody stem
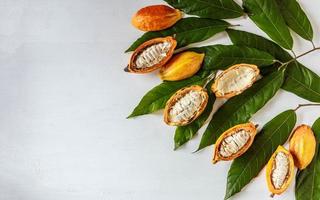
[294,103,320,111]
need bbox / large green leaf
[193,45,275,70]
[283,62,320,103]
[243,0,293,49]
[296,117,320,200]
[128,76,206,118]
[174,83,216,150]
[197,70,285,151]
[225,110,296,199]
[164,0,243,19]
[276,0,313,41]
[126,18,230,52]
[226,29,291,61]
[227,29,320,103]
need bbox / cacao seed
[213,123,257,164]
[127,36,177,73]
[164,85,208,126]
[266,146,294,197]
[289,124,316,169]
[159,51,205,81]
[212,64,260,98]
[131,5,182,31]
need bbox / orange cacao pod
[131,5,182,31]
[126,36,177,73]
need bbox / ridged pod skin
[212,64,260,98]
[127,36,177,74]
[289,124,316,169]
[131,5,182,31]
[159,51,205,81]
[266,146,294,197]
[212,123,257,164]
[164,85,208,126]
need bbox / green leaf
[126,18,230,52]
[174,83,216,150]
[227,29,320,103]
[128,76,206,118]
[197,70,285,151]
[243,0,293,49]
[225,110,296,199]
[276,0,313,41]
[164,0,243,19]
[226,29,291,61]
[282,62,320,103]
[192,45,275,70]
[296,117,320,200]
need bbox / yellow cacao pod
[159,51,205,81]
[266,146,294,197]
[212,64,260,99]
[289,124,316,169]
[213,122,257,164]
[131,5,182,31]
[164,85,208,126]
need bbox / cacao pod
[212,64,260,98]
[213,122,257,164]
[266,146,294,197]
[131,5,182,31]
[289,124,316,169]
[159,51,205,81]
[126,36,177,73]
[164,85,208,126]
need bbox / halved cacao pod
[266,146,294,197]
[159,51,205,81]
[164,85,208,126]
[131,5,182,31]
[126,36,177,74]
[212,64,260,98]
[212,122,257,164]
[289,124,316,169]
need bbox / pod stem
[279,46,320,70]
[203,71,217,88]
[294,103,320,111]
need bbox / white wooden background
[0,0,319,199]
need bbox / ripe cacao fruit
[131,5,182,31]
[289,124,316,169]
[159,51,205,81]
[266,146,294,197]
[213,122,257,164]
[212,64,260,98]
[126,36,177,73]
[164,85,208,126]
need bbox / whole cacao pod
[289,124,316,169]
[131,5,182,31]
[159,51,205,81]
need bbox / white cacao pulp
[219,129,250,157]
[135,42,172,69]
[169,90,206,123]
[272,152,289,189]
[216,65,257,95]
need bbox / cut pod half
[266,146,294,197]
[164,85,208,126]
[213,122,257,164]
[127,36,177,73]
[212,64,260,98]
